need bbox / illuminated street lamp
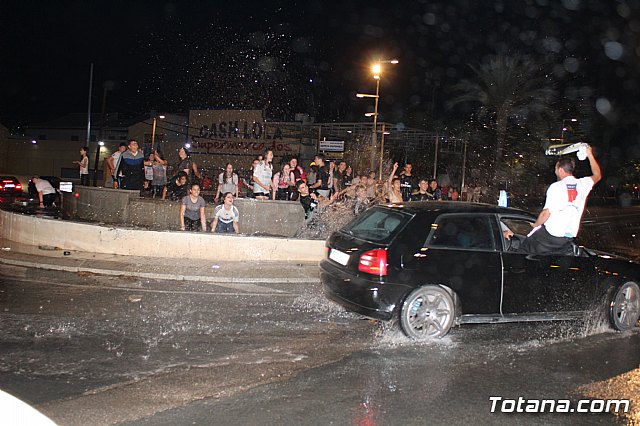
[150,114,166,151]
[356,59,398,177]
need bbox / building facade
[4,110,449,186]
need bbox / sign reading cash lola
[189,110,300,157]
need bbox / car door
[499,216,598,314]
[403,213,503,315]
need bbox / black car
[320,202,640,339]
[0,176,24,196]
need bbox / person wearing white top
[32,176,57,207]
[105,142,127,188]
[252,150,274,200]
[73,146,90,186]
[216,163,239,203]
[523,145,601,254]
[211,192,240,234]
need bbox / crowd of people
[93,138,478,234]
[61,138,604,258]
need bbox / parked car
[0,176,24,196]
[320,202,640,339]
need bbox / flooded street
[5,0,640,423]
[0,263,638,425]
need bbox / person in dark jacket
[116,139,145,191]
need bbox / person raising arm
[523,145,601,255]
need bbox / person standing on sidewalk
[216,163,239,203]
[146,149,167,198]
[252,150,274,200]
[105,142,127,188]
[309,154,330,199]
[73,147,90,186]
[116,139,145,192]
[522,145,601,254]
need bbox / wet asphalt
[0,203,639,425]
[0,264,638,425]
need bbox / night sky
[1,0,639,136]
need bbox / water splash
[290,293,356,319]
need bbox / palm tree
[448,55,555,183]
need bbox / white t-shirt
[35,180,55,195]
[543,175,595,238]
[253,161,273,195]
[214,204,239,224]
[79,156,89,175]
[218,172,238,194]
[111,151,122,177]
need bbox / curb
[0,257,320,284]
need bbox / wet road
[0,265,638,425]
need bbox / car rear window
[341,207,412,243]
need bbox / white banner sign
[319,140,344,152]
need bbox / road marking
[0,264,27,278]
[0,257,319,284]
[0,274,299,297]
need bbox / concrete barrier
[61,186,306,237]
[0,209,326,262]
[126,197,305,236]
[61,186,137,224]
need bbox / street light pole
[371,76,380,174]
[356,59,398,179]
[378,123,386,179]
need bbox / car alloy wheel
[610,281,640,331]
[400,285,455,339]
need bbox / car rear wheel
[400,285,455,339]
[609,281,640,331]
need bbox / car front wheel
[400,285,455,339]
[609,281,640,331]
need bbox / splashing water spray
[545,142,589,161]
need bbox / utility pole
[93,84,109,186]
[86,63,93,147]
[433,133,439,179]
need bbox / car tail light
[358,249,388,276]
[15,184,21,190]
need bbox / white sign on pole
[319,140,344,152]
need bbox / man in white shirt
[523,145,601,254]
[32,176,57,207]
[106,142,127,188]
